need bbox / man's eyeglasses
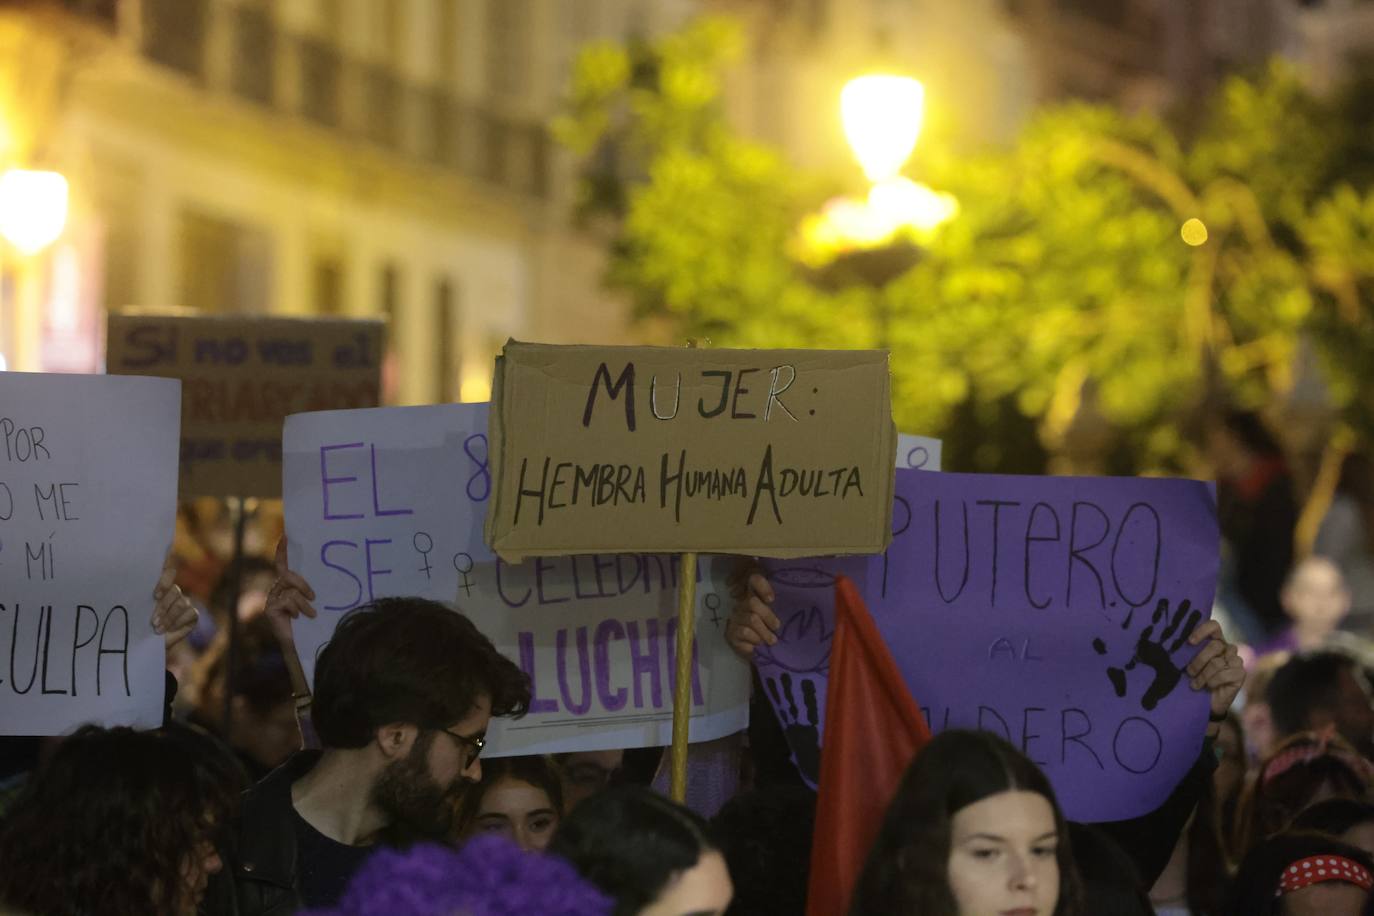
[439,727,485,768]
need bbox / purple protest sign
[757,469,1218,823]
[877,471,1217,821]
[752,559,867,786]
[753,436,933,787]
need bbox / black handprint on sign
[766,673,822,785]
[1092,598,1204,712]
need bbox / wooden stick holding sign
[671,552,699,801]
[670,341,702,802]
[485,341,897,802]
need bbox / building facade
[1007,0,1374,112]
[1,0,694,403]
[6,0,1364,404]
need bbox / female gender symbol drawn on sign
[703,593,724,631]
[453,552,475,597]
[413,532,434,579]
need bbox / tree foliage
[558,17,1374,475]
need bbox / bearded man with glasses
[207,596,531,916]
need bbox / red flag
[805,575,931,916]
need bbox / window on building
[380,262,403,350]
[363,64,402,148]
[380,262,400,322]
[317,0,342,41]
[176,209,273,313]
[313,257,344,315]
[435,277,458,402]
[528,125,550,198]
[436,0,461,87]
[298,35,342,127]
[93,157,142,315]
[383,2,406,69]
[60,0,118,31]
[428,89,461,168]
[142,0,208,81]
[1057,0,1140,29]
[380,263,402,402]
[101,216,139,314]
[557,0,598,88]
[486,0,532,100]
[480,111,504,185]
[803,0,828,35]
[231,2,276,104]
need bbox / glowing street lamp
[867,176,958,233]
[0,168,69,255]
[840,74,925,183]
[797,76,953,267]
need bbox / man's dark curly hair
[0,725,237,916]
[312,597,531,748]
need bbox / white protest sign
[282,403,750,756]
[0,372,180,735]
[896,433,942,471]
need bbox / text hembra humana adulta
[512,446,864,527]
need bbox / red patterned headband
[1276,856,1374,896]
[1260,728,1374,787]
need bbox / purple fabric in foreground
[649,731,744,819]
[299,835,613,916]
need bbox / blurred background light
[840,75,925,183]
[868,176,959,233]
[0,169,68,255]
[1181,217,1209,247]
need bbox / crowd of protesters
[7,415,1374,915]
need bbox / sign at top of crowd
[485,342,898,561]
[106,311,383,499]
[756,469,1219,823]
[0,372,181,736]
[281,402,750,757]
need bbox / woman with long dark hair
[0,725,236,916]
[850,730,1084,916]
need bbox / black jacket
[1096,737,1219,888]
[204,751,321,916]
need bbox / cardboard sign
[282,403,750,756]
[758,469,1219,822]
[0,372,181,735]
[106,311,383,498]
[485,342,896,561]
